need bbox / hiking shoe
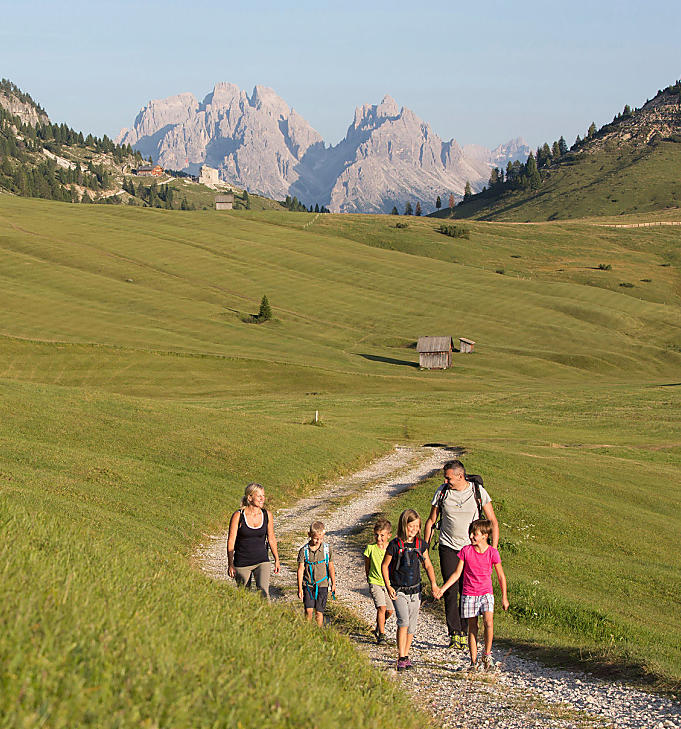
[481,653,497,672]
[404,656,414,670]
[377,633,386,645]
[466,660,479,673]
[372,627,380,642]
[396,657,408,672]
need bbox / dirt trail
[197,446,680,729]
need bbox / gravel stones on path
[197,446,681,729]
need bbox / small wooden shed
[215,193,234,210]
[417,336,454,369]
[459,337,476,353]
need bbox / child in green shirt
[363,518,394,643]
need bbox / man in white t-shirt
[424,459,499,648]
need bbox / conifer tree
[435,195,441,209]
[258,295,272,322]
[415,202,422,216]
[391,206,399,215]
[463,182,472,201]
[587,122,597,138]
[404,202,413,215]
[558,136,568,155]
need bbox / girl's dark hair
[397,509,421,541]
[469,519,493,539]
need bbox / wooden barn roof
[215,194,234,202]
[459,337,476,345]
[417,336,453,353]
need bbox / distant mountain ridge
[117,83,530,213]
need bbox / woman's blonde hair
[397,508,421,540]
[241,482,264,507]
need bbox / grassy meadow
[0,194,680,726]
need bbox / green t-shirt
[363,543,387,586]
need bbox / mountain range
[117,83,530,214]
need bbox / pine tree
[525,152,541,190]
[587,122,597,138]
[463,182,472,201]
[243,190,250,209]
[258,295,272,322]
[391,206,399,215]
[404,202,413,215]
[415,202,422,216]
[552,140,561,158]
[435,195,441,209]
[558,136,568,155]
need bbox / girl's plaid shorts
[461,593,495,618]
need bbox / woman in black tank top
[227,483,280,599]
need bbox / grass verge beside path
[0,380,435,729]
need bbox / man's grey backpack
[432,474,485,545]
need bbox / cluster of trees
[0,78,46,116]
[0,102,143,204]
[391,201,422,216]
[283,195,329,213]
[123,180,195,210]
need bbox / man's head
[443,459,466,489]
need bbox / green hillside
[1,196,680,726]
[445,82,681,221]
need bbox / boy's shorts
[369,583,394,610]
[303,586,329,612]
[461,593,494,618]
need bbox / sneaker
[458,633,469,650]
[449,633,466,650]
[404,656,414,670]
[377,633,386,645]
[372,627,380,642]
[448,635,457,648]
[396,657,408,672]
[466,660,479,673]
[481,653,496,672]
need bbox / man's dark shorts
[303,586,329,612]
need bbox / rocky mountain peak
[118,83,529,213]
[0,79,49,126]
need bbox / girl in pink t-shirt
[433,519,509,672]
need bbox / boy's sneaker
[377,633,386,645]
[396,657,408,672]
[404,657,414,670]
[481,653,497,672]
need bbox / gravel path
[197,446,680,729]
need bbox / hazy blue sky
[2,0,680,149]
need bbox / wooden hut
[215,193,234,210]
[459,337,476,353]
[417,336,454,369]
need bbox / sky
[2,0,680,150]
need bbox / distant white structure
[199,165,220,185]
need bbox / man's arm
[482,501,499,549]
[424,504,440,545]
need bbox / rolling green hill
[445,82,681,221]
[1,195,680,726]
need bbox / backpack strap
[304,543,330,600]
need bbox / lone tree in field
[463,182,472,201]
[404,201,413,215]
[258,295,272,322]
[436,195,441,209]
[448,193,455,209]
[415,202,422,216]
[391,206,399,215]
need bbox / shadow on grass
[356,353,419,368]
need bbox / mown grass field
[0,194,680,726]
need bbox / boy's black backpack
[432,474,485,544]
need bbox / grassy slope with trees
[437,81,681,222]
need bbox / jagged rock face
[0,91,49,126]
[118,84,529,213]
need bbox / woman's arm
[381,553,396,599]
[226,511,241,578]
[266,510,280,573]
[494,562,509,610]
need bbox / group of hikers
[226,459,509,673]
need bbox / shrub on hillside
[438,224,470,239]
